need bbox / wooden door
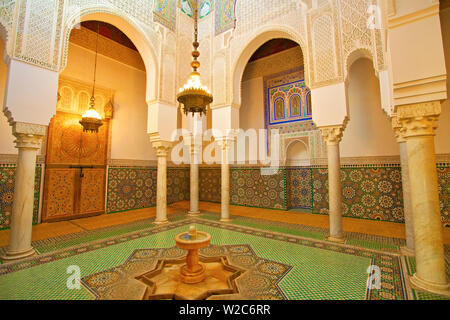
[42,112,109,222]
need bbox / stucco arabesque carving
[0,0,15,57]
[0,1,388,102]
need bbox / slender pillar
[1,123,45,262]
[152,142,172,225]
[397,102,449,296]
[188,143,201,216]
[392,116,415,256]
[218,138,232,222]
[320,125,346,243]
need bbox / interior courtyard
[0,0,449,301]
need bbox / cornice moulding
[388,4,440,29]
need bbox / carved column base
[220,218,232,223]
[327,236,345,243]
[1,247,36,262]
[187,211,201,216]
[410,274,450,297]
[153,219,169,225]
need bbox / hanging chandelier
[80,21,103,133]
[177,0,213,117]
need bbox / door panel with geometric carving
[79,169,105,215]
[42,111,109,222]
[43,169,77,220]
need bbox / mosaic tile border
[81,244,293,300]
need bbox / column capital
[12,122,46,150]
[216,137,235,150]
[152,141,172,157]
[396,101,441,138]
[190,142,202,155]
[391,115,406,143]
[319,125,345,146]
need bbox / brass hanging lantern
[177,0,213,117]
[80,21,103,133]
[80,96,103,133]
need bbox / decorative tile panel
[106,167,157,213]
[230,167,286,210]
[199,167,221,202]
[106,166,189,213]
[437,166,450,227]
[215,0,235,35]
[264,67,311,128]
[313,167,405,223]
[167,167,190,204]
[0,164,42,229]
[286,168,312,209]
[153,0,177,31]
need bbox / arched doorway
[226,36,316,211]
[41,20,149,222]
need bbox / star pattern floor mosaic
[0,210,448,300]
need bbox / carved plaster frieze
[307,1,343,88]
[12,122,47,136]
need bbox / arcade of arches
[0,0,449,300]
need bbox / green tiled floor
[0,209,447,300]
[199,211,404,252]
[0,222,374,300]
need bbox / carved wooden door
[42,112,109,222]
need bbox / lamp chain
[91,22,100,107]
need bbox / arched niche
[231,25,308,110]
[61,9,159,102]
[285,139,310,166]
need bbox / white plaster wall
[341,58,399,157]
[240,77,265,131]
[0,39,16,155]
[61,43,156,161]
[435,7,450,155]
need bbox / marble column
[320,125,346,243]
[1,123,45,262]
[392,116,415,256]
[397,102,449,296]
[188,143,201,216]
[218,139,232,222]
[153,142,172,225]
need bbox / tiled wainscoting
[0,161,448,229]
[0,164,42,230]
[199,164,450,226]
[106,166,190,214]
